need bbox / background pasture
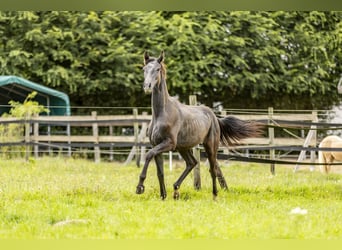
[0,157,341,239]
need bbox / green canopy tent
[0,75,70,116]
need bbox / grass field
[0,157,341,239]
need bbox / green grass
[0,157,341,239]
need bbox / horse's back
[319,135,342,161]
[319,135,342,174]
[320,135,342,148]
[175,103,218,149]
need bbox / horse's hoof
[173,190,180,200]
[220,183,228,191]
[160,194,167,200]
[136,185,145,194]
[213,191,218,201]
[218,178,228,190]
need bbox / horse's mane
[161,62,167,80]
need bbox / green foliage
[0,11,341,111]
[0,92,49,158]
[5,91,49,118]
[0,158,341,239]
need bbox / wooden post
[124,109,138,166]
[310,111,318,171]
[125,109,148,166]
[47,121,52,156]
[92,111,100,163]
[221,110,229,159]
[294,111,318,172]
[109,126,114,161]
[25,117,31,161]
[268,107,275,175]
[67,123,71,157]
[133,109,141,167]
[189,95,201,190]
[33,114,39,158]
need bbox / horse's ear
[144,51,149,65]
[157,51,164,63]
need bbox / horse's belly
[176,129,206,149]
[176,139,200,149]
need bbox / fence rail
[0,108,320,165]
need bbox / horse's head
[142,51,165,93]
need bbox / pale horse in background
[318,135,342,173]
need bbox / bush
[0,92,49,158]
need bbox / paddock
[1,108,342,239]
[0,157,341,239]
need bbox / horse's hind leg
[173,149,197,200]
[203,144,229,199]
[215,163,228,190]
[203,145,220,199]
[326,155,334,173]
[321,153,334,174]
[326,163,332,173]
[155,153,167,200]
[318,150,325,173]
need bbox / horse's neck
[151,77,170,118]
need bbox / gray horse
[136,51,262,200]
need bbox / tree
[0,11,341,112]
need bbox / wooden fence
[0,108,318,166]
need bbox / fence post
[124,108,140,166]
[25,116,31,161]
[294,111,318,172]
[293,111,317,172]
[310,111,318,170]
[189,95,201,190]
[47,119,52,156]
[92,111,100,163]
[221,110,230,157]
[109,125,114,161]
[268,107,275,175]
[133,108,141,166]
[67,123,71,157]
[33,114,39,158]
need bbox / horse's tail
[218,116,264,147]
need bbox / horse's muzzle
[143,83,152,93]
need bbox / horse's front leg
[136,149,154,195]
[136,138,175,197]
[173,149,198,200]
